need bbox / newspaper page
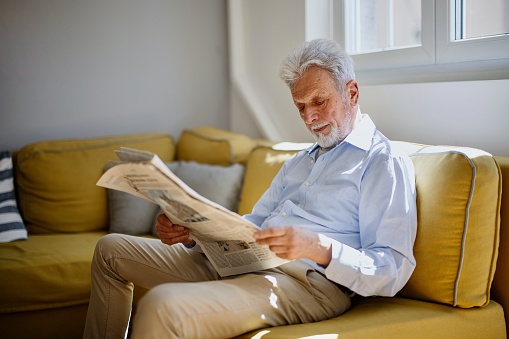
[97,147,289,276]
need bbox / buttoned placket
[298,148,335,208]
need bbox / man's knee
[133,284,191,337]
[91,234,131,276]
[94,233,130,259]
[137,284,187,315]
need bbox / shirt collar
[307,111,376,156]
[343,113,376,151]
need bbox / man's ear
[346,80,359,106]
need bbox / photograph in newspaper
[96,147,289,276]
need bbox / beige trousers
[84,233,351,339]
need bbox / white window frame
[334,0,435,71]
[332,0,509,84]
[435,0,509,64]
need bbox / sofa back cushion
[240,142,501,309]
[491,155,509,334]
[16,133,174,233]
[237,145,303,215]
[398,145,501,308]
[176,127,256,166]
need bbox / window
[344,0,421,54]
[332,0,509,83]
[454,0,509,40]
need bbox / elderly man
[84,39,417,338]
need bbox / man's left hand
[253,226,332,266]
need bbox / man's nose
[301,107,318,124]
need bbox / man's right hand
[154,213,196,247]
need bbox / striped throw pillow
[0,151,27,242]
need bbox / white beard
[312,126,343,148]
[311,112,353,148]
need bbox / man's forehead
[291,69,336,99]
[292,88,328,104]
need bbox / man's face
[291,66,358,147]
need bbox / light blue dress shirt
[244,114,417,297]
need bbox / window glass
[454,0,509,40]
[345,0,421,54]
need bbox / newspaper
[96,147,289,277]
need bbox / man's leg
[130,260,351,339]
[83,233,219,339]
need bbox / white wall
[0,0,229,151]
[361,80,509,157]
[3,1,507,156]
[229,0,509,156]
[229,0,313,143]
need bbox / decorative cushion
[16,133,175,234]
[108,162,245,235]
[398,146,501,308]
[0,151,27,242]
[237,145,300,215]
[176,127,257,166]
[109,189,160,235]
[172,161,245,211]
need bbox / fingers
[254,226,299,257]
[154,213,195,247]
[253,226,288,241]
[254,226,331,265]
[156,213,173,227]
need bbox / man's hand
[253,226,332,266]
[154,213,196,247]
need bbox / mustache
[311,123,330,132]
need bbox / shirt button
[282,212,287,217]
[304,182,310,186]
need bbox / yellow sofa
[0,127,507,338]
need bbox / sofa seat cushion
[0,232,106,313]
[237,297,506,339]
[16,133,175,234]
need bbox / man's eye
[315,100,325,106]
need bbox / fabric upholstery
[399,146,501,308]
[0,232,107,313]
[108,189,161,235]
[176,127,256,166]
[15,133,175,234]
[170,161,245,212]
[0,151,27,242]
[237,146,298,215]
[492,155,509,334]
[0,303,88,339]
[237,297,506,339]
